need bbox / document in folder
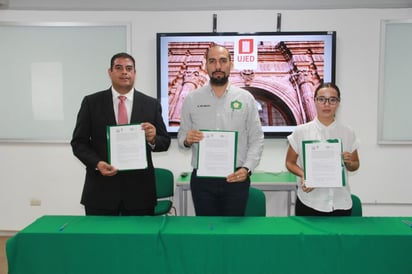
[107,124,147,171]
[302,139,345,188]
[196,130,238,178]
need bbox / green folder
[302,139,346,187]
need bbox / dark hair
[206,45,232,62]
[314,82,340,98]
[110,52,136,70]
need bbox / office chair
[351,194,362,216]
[154,168,176,215]
[245,187,266,216]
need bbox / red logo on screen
[238,39,254,54]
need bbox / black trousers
[190,169,250,216]
[295,196,352,216]
[85,201,154,216]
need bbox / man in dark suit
[71,52,171,216]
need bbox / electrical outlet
[30,198,41,206]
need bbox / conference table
[6,215,412,274]
[176,171,297,216]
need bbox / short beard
[210,75,229,86]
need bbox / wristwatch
[242,167,252,177]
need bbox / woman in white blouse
[285,82,360,216]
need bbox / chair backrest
[154,168,174,198]
[245,187,266,216]
[351,194,362,216]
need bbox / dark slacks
[85,201,154,216]
[295,196,351,216]
[190,169,250,216]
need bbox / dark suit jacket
[71,88,171,210]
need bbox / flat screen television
[156,31,336,137]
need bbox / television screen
[156,31,336,137]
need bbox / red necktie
[118,96,128,124]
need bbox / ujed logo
[238,39,254,54]
[234,38,258,70]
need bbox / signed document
[197,130,238,178]
[303,139,345,188]
[107,124,147,171]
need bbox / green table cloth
[7,215,412,274]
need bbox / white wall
[1,8,412,231]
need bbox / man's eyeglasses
[314,96,340,105]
